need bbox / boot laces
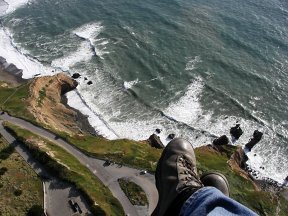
[178,155,202,188]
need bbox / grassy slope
[4,122,124,216]
[66,135,162,172]
[195,145,288,216]
[0,135,43,215]
[0,82,36,123]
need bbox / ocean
[0,0,287,184]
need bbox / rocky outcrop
[148,134,164,149]
[230,146,248,170]
[230,124,243,140]
[245,130,263,151]
[27,73,83,135]
[155,128,161,134]
[213,135,229,146]
[168,133,176,139]
[72,73,81,79]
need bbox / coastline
[0,56,97,136]
[0,56,26,86]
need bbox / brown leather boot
[200,172,230,196]
[152,138,203,216]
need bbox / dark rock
[148,134,164,149]
[212,135,229,146]
[87,81,93,85]
[232,147,248,170]
[5,63,23,76]
[0,56,7,64]
[155,128,161,134]
[285,176,288,181]
[230,124,243,140]
[245,130,263,151]
[72,73,81,79]
[254,154,257,156]
[168,133,176,139]
[84,77,88,80]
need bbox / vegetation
[27,205,45,216]
[66,135,162,172]
[4,122,125,216]
[37,88,46,106]
[118,178,148,206]
[195,145,288,216]
[0,82,36,123]
[0,136,43,215]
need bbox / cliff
[27,73,83,136]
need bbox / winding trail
[0,112,158,216]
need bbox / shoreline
[61,94,98,136]
[0,56,27,86]
[0,56,97,136]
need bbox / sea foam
[0,28,54,78]
[2,0,30,14]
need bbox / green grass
[0,82,36,123]
[0,136,43,216]
[37,88,46,106]
[66,134,162,172]
[118,178,148,206]
[4,122,125,216]
[195,145,288,216]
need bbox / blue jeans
[180,187,258,216]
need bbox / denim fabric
[180,187,258,216]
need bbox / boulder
[72,73,81,79]
[148,134,164,149]
[84,77,88,80]
[168,133,176,139]
[155,128,161,134]
[230,124,243,140]
[212,135,229,146]
[245,130,263,151]
[87,81,93,85]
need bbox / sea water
[0,0,287,184]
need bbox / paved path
[0,121,91,216]
[0,112,158,216]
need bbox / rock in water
[168,133,176,139]
[245,130,263,151]
[213,135,229,146]
[148,134,164,149]
[72,73,81,79]
[155,128,161,134]
[87,81,93,85]
[230,124,243,140]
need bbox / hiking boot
[200,172,230,196]
[152,138,203,216]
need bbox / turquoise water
[1,0,288,183]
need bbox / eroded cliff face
[27,73,82,135]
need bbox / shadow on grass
[0,143,14,160]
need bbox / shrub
[14,189,22,196]
[27,205,45,216]
[0,167,8,175]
